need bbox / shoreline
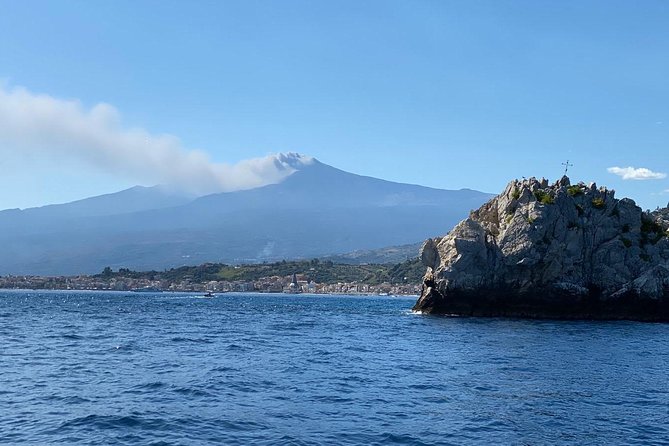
[0,288,419,298]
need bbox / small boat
[202,291,215,298]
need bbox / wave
[58,414,170,432]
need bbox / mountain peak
[274,152,317,169]
[273,152,317,170]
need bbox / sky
[0,0,668,210]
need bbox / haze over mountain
[0,154,492,275]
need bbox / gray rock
[413,177,669,321]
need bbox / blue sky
[0,0,668,210]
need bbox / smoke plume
[0,85,312,194]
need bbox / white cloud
[607,166,667,181]
[0,85,313,194]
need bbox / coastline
[0,287,419,298]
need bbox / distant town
[0,274,420,296]
[0,259,424,296]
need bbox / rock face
[413,176,669,321]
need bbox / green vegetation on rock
[591,197,605,209]
[533,189,554,204]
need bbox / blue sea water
[1,290,668,445]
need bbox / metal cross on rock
[562,160,573,176]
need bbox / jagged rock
[413,176,669,321]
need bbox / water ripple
[0,290,667,445]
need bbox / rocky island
[414,176,669,321]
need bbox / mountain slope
[184,159,487,213]
[0,185,195,233]
[0,157,493,275]
[322,242,423,265]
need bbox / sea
[1,290,668,445]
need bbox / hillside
[93,258,425,286]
